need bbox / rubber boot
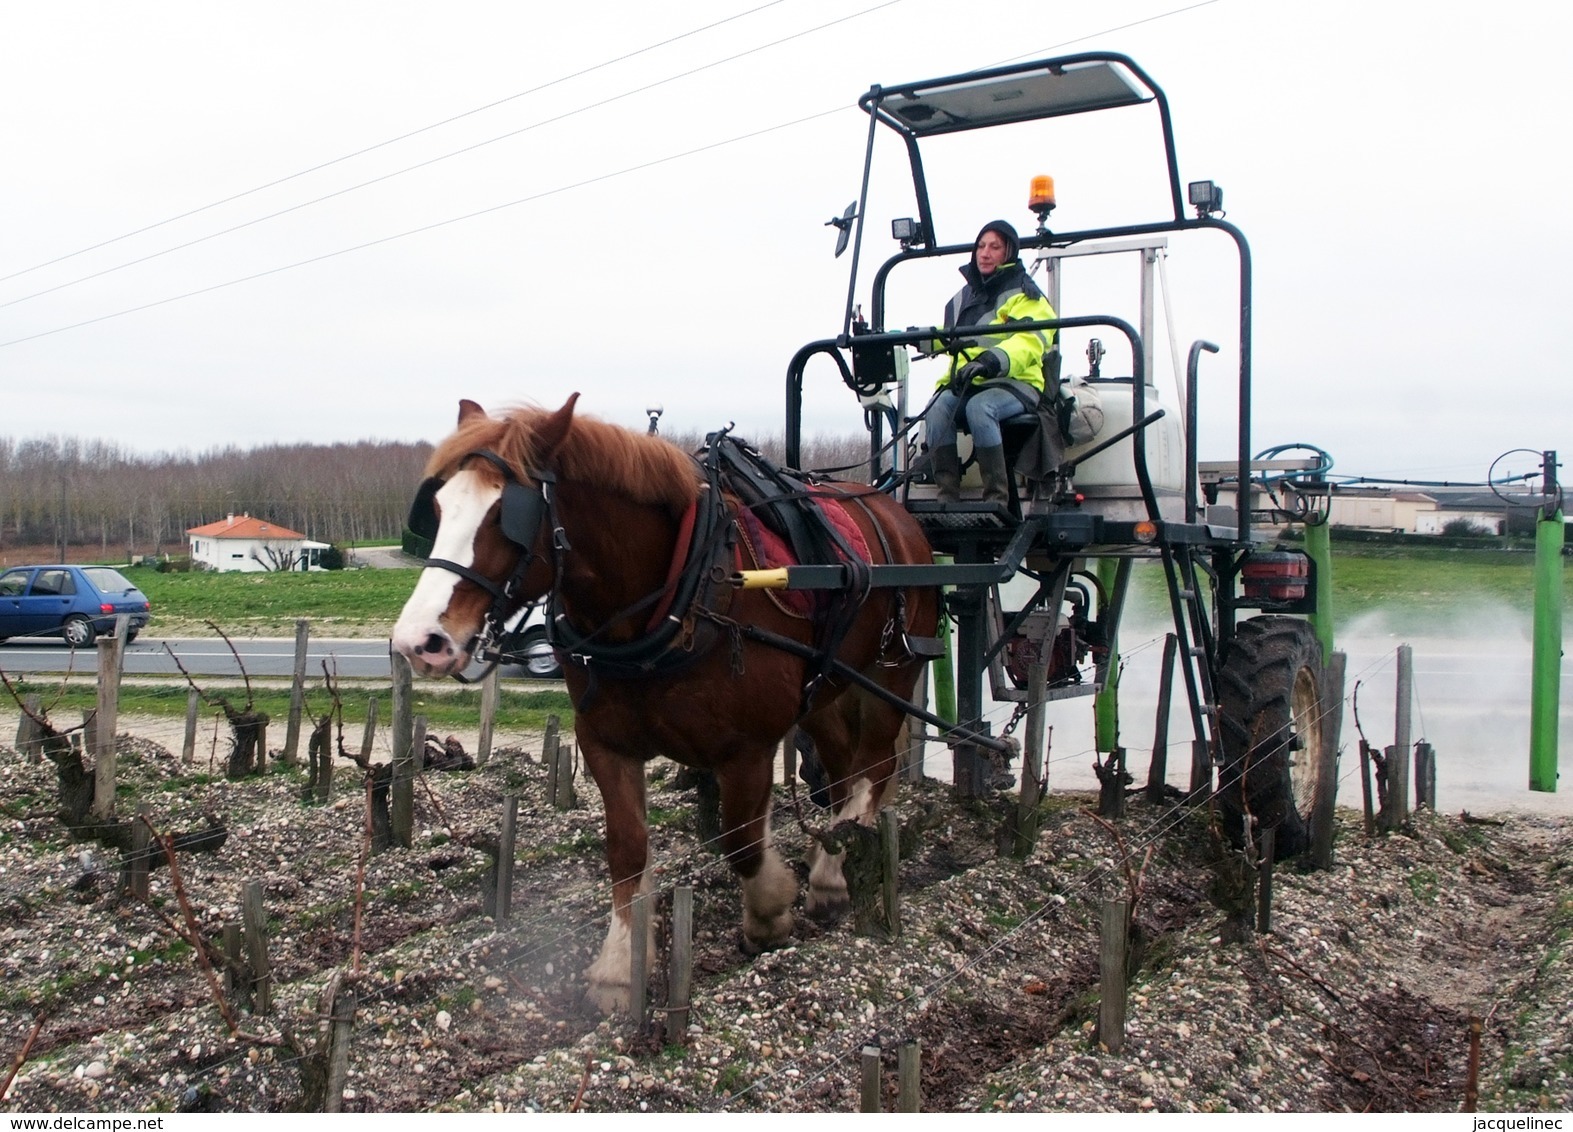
[931,443,961,503]
[975,444,1011,505]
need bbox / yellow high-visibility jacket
[930,259,1056,395]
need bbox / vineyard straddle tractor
[772,52,1338,855]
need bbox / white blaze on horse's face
[391,470,503,677]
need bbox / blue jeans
[925,386,1031,449]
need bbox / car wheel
[63,615,97,649]
[519,627,562,680]
[125,629,140,644]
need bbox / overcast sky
[3,0,1567,490]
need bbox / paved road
[0,636,400,678]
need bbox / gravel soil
[1,719,1569,1115]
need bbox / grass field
[124,564,417,634]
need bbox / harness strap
[645,495,701,632]
[425,558,506,598]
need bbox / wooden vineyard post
[1358,740,1376,836]
[1097,748,1126,819]
[16,694,43,764]
[667,885,693,1045]
[222,923,246,1006]
[359,696,379,762]
[392,716,421,849]
[127,802,152,900]
[1098,898,1129,1054]
[543,718,562,797]
[282,619,310,766]
[552,742,576,810]
[1146,634,1177,801]
[629,894,651,1031]
[1189,739,1211,799]
[182,689,200,766]
[879,808,900,939]
[1414,741,1437,811]
[1310,651,1347,870]
[897,1039,921,1112]
[390,650,413,771]
[496,794,518,922]
[860,1045,881,1112]
[477,666,499,766]
[1382,644,1413,831]
[541,713,560,764]
[1255,827,1275,935]
[323,979,357,1113]
[92,633,122,822]
[243,879,273,1015]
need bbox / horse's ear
[458,399,487,425]
[533,393,580,459]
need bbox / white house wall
[189,537,316,572]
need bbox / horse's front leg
[802,692,903,922]
[580,743,656,1014]
[719,748,797,954]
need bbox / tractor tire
[1214,616,1332,859]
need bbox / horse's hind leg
[581,748,657,1014]
[718,748,796,954]
[802,687,909,922]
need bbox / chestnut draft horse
[391,395,938,1012]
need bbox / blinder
[406,450,552,553]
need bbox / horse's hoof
[805,884,850,925]
[585,980,631,1015]
[806,898,848,926]
[739,929,793,957]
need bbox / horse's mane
[426,404,701,515]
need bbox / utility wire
[0,0,792,285]
[0,0,902,315]
[0,108,839,349]
[1,0,1228,349]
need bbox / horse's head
[391,395,577,677]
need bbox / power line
[0,0,902,314]
[0,0,1218,349]
[0,0,792,286]
[0,108,840,349]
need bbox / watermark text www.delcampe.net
[9,1119,165,1131]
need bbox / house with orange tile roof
[186,513,329,572]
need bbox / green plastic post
[1529,508,1563,792]
[933,555,957,726]
[1304,516,1335,660]
[1094,557,1120,753]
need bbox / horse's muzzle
[391,625,471,678]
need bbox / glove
[952,352,1001,388]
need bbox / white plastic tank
[1062,376,1186,521]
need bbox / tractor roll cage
[784,51,1257,532]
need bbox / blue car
[0,565,151,648]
